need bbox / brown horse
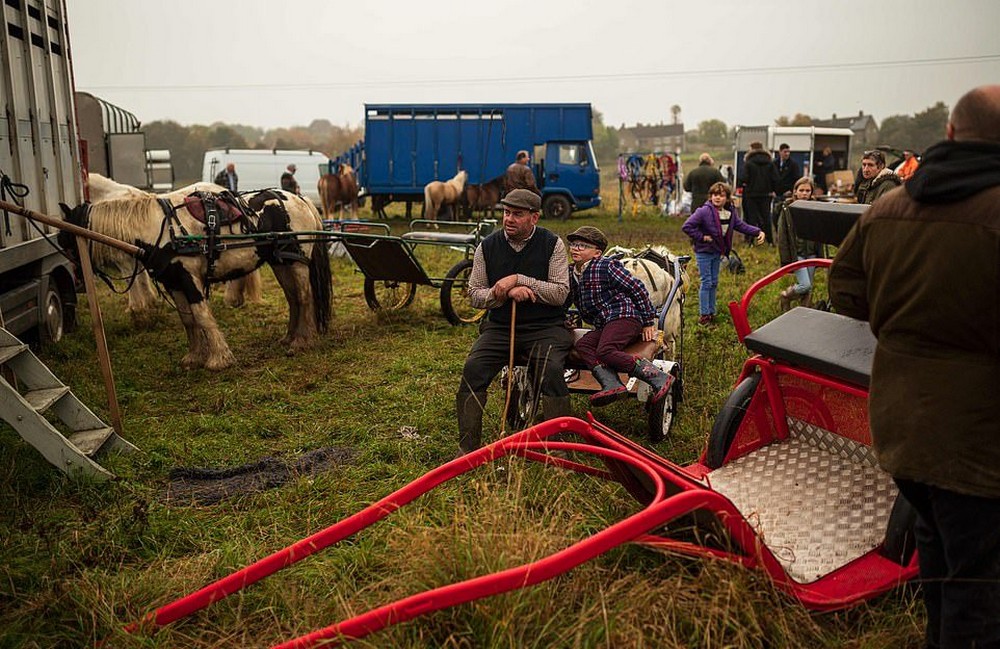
[462,174,505,219]
[317,164,359,218]
[423,170,467,221]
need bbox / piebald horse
[423,170,467,221]
[85,174,263,314]
[317,164,359,218]
[59,189,332,371]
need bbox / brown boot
[779,287,796,312]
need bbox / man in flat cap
[456,188,572,454]
[504,150,540,196]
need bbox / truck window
[558,144,588,167]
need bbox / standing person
[855,149,902,204]
[682,182,765,325]
[814,146,837,193]
[738,141,778,244]
[683,153,725,211]
[280,164,300,194]
[504,150,539,196]
[775,177,822,310]
[829,84,1000,649]
[456,189,572,455]
[214,162,238,192]
[564,226,674,407]
[774,143,801,198]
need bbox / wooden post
[74,236,124,436]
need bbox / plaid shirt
[570,256,656,329]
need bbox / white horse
[423,170,467,221]
[85,174,263,316]
[60,189,332,371]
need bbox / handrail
[728,258,833,343]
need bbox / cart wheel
[881,493,918,565]
[502,366,537,431]
[704,372,762,469]
[646,365,680,443]
[363,279,417,311]
[440,259,486,326]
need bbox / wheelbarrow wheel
[441,259,486,326]
[363,279,417,311]
[646,364,680,443]
[704,372,762,469]
[502,366,537,431]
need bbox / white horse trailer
[0,0,80,344]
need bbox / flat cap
[500,188,541,212]
[566,226,608,251]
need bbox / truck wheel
[542,195,571,221]
[440,259,486,326]
[363,279,417,311]
[704,372,762,469]
[41,284,65,345]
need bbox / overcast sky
[66,0,999,136]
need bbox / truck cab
[534,141,601,220]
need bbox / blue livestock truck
[336,103,601,219]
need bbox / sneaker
[698,315,712,326]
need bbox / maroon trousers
[575,318,642,372]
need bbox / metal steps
[0,327,136,480]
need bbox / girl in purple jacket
[682,182,764,325]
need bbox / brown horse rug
[165,446,355,506]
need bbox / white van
[202,149,329,208]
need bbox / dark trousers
[574,318,642,372]
[458,319,573,398]
[742,196,772,243]
[894,478,1000,649]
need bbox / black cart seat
[400,231,478,246]
[743,307,875,388]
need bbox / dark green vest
[483,228,564,326]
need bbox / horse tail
[318,175,329,217]
[309,238,333,333]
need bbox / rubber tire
[503,366,537,431]
[542,194,571,221]
[646,365,680,443]
[40,283,65,346]
[440,259,486,326]
[704,372,762,469]
[363,279,417,311]
[881,493,918,565]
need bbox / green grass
[0,205,922,648]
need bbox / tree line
[145,101,949,185]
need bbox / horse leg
[126,271,159,321]
[174,272,236,371]
[272,262,317,353]
[171,292,209,370]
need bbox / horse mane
[339,163,354,176]
[446,170,467,192]
[86,194,163,245]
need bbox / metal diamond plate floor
[707,419,897,584]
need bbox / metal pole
[499,300,517,435]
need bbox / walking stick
[499,300,517,435]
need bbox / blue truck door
[545,142,592,199]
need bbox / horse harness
[156,189,308,291]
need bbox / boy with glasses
[566,226,673,407]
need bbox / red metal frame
[728,258,833,343]
[119,259,917,647]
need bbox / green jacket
[830,180,1000,498]
[855,168,901,204]
[775,199,822,266]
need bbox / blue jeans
[791,255,817,295]
[695,251,721,316]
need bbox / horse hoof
[181,354,205,370]
[204,355,235,371]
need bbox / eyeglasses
[569,241,597,251]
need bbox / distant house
[617,122,685,153]
[813,110,879,149]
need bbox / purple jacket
[682,202,760,256]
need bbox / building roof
[813,111,877,132]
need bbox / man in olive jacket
[830,84,1000,649]
[854,149,902,204]
[683,153,725,210]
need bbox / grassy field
[0,202,923,648]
